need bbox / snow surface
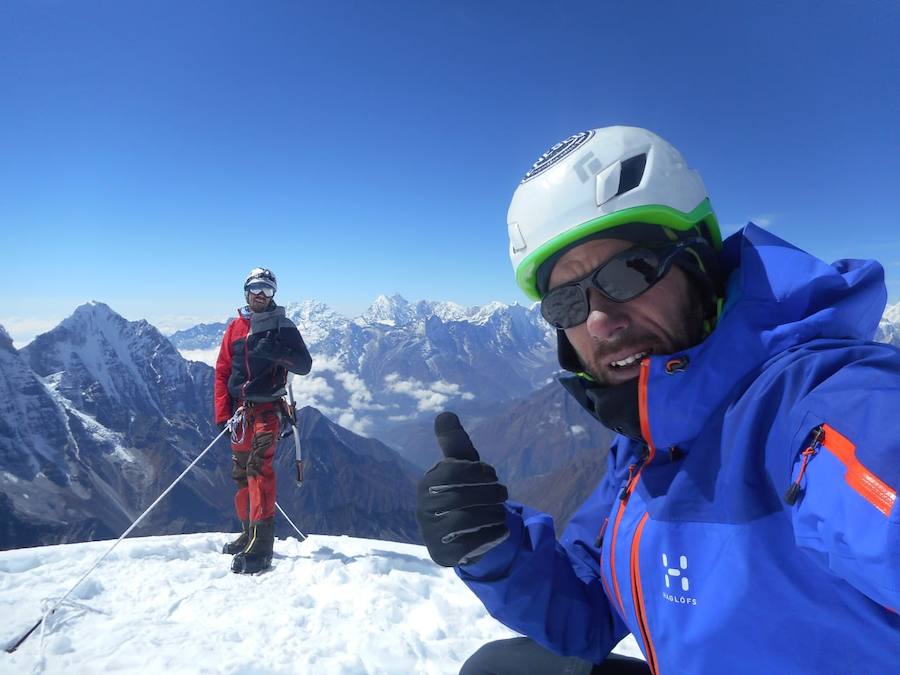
[0,533,641,674]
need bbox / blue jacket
[459,225,900,674]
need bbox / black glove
[251,336,286,361]
[416,412,509,567]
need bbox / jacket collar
[562,223,887,450]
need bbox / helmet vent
[616,153,647,196]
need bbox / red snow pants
[230,402,280,523]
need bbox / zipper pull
[784,425,824,505]
[619,464,638,501]
[594,516,610,548]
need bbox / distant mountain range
[0,303,421,550]
[2,298,898,551]
[876,302,900,347]
[168,294,558,440]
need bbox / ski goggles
[246,283,275,297]
[540,237,705,329]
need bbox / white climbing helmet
[507,126,721,300]
[244,267,277,293]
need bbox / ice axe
[286,374,303,486]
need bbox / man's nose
[584,290,629,341]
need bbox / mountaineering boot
[222,521,249,555]
[231,517,275,574]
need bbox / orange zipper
[631,513,658,675]
[607,360,658,629]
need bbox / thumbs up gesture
[416,412,510,567]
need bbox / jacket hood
[564,223,887,448]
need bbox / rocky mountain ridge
[0,303,420,550]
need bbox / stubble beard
[576,304,706,386]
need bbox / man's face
[547,238,705,386]
[247,289,272,312]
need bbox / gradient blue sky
[2,1,899,346]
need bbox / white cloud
[177,348,220,367]
[335,372,387,411]
[429,380,467,396]
[569,425,586,436]
[337,412,373,436]
[309,353,344,373]
[0,316,65,348]
[383,373,475,412]
[290,375,336,409]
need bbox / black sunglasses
[540,237,705,329]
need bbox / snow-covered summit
[876,301,900,347]
[0,531,646,673]
[352,295,545,330]
[23,303,193,421]
[285,299,351,344]
[0,533,511,673]
[358,294,417,327]
[428,301,469,323]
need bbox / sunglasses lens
[593,249,660,301]
[540,245,678,328]
[541,285,589,329]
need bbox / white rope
[25,408,244,648]
[275,501,307,541]
[34,599,108,672]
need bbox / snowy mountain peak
[60,302,131,337]
[429,300,469,322]
[284,300,350,346]
[72,300,117,317]
[468,300,520,325]
[876,301,900,347]
[360,294,414,326]
[21,302,198,426]
[885,301,900,324]
[285,299,347,324]
[0,324,13,352]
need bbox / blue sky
[2,1,899,346]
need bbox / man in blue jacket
[416,127,900,674]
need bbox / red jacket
[214,305,312,424]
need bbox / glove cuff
[457,506,521,576]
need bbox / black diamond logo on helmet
[521,130,595,184]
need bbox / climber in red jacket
[214,267,312,574]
